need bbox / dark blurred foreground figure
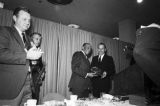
[91,43,115,98]
[30,32,45,103]
[0,7,43,106]
[133,23,160,105]
[68,43,96,98]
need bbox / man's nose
[26,20,30,25]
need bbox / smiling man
[91,43,115,98]
[0,7,43,106]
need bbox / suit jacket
[134,27,160,87]
[91,54,115,78]
[0,26,30,99]
[68,51,91,91]
[91,54,115,92]
[30,57,45,88]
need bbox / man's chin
[22,29,28,32]
[24,27,30,30]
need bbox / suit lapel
[23,33,31,50]
[11,26,26,49]
[81,51,90,64]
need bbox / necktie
[22,33,26,45]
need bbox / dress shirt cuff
[85,73,88,78]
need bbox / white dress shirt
[99,54,104,62]
[14,26,26,45]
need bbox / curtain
[32,17,59,102]
[0,9,12,26]
[118,41,132,72]
[57,25,92,98]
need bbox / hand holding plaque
[91,67,103,76]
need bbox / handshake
[26,46,44,60]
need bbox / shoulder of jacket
[0,26,13,37]
[106,55,113,60]
[74,51,83,55]
[0,26,8,30]
[73,51,81,56]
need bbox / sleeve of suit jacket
[71,52,88,78]
[106,56,116,77]
[0,27,26,64]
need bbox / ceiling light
[68,24,79,28]
[0,2,4,8]
[113,37,119,40]
[137,0,143,3]
[47,0,73,5]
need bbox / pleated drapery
[32,17,59,102]
[0,9,12,26]
[57,25,92,98]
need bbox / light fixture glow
[113,37,119,40]
[137,0,143,3]
[68,24,80,28]
[0,2,4,8]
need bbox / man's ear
[81,46,84,51]
[13,15,16,22]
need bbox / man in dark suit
[0,7,43,106]
[68,43,96,98]
[30,32,45,103]
[91,43,115,98]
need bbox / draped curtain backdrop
[0,9,12,26]
[32,17,59,101]
[0,8,131,102]
[57,25,92,98]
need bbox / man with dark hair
[30,32,42,47]
[30,32,45,103]
[91,43,115,98]
[0,6,43,105]
[68,43,96,98]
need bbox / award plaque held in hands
[91,67,103,76]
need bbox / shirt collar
[14,25,23,36]
[99,54,105,60]
[81,50,87,58]
[14,26,26,45]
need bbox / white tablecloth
[42,95,146,106]
[73,99,137,106]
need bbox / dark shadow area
[112,64,144,96]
